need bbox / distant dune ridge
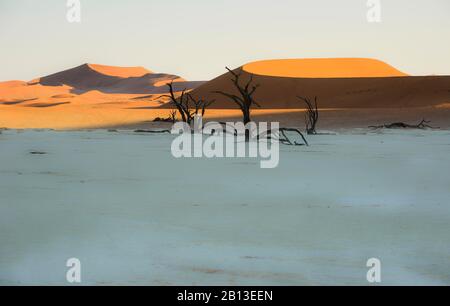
[35,63,204,94]
[1,58,450,129]
[0,63,204,107]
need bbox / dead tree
[169,109,177,123]
[158,81,190,123]
[187,94,215,117]
[297,96,319,135]
[213,67,261,141]
[156,81,214,125]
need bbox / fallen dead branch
[134,129,171,134]
[258,128,309,146]
[369,119,439,130]
[153,117,174,123]
[133,125,309,147]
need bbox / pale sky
[0,0,449,81]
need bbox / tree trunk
[243,107,251,141]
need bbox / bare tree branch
[298,96,319,135]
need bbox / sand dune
[0,64,203,102]
[0,82,72,103]
[36,63,202,94]
[243,58,408,78]
[87,64,152,78]
[0,63,205,128]
[188,58,450,109]
[1,59,450,129]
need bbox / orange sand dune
[34,63,203,94]
[0,63,204,103]
[243,58,408,78]
[0,82,72,102]
[87,64,152,78]
[189,58,450,109]
[154,78,186,87]
[0,80,27,88]
[0,63,205,128]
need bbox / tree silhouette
[213,67,260,140]
[159,81,214,125]
[298,96,319,135]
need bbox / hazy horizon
[1,0,450,82]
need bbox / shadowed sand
[1,105,450,131]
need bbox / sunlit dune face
[0,81,27,88]
[0,82,72,101]
[153,78,186,87]
[87,64,152,78]
[243,58,408,78]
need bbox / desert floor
[1,129,449,285]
